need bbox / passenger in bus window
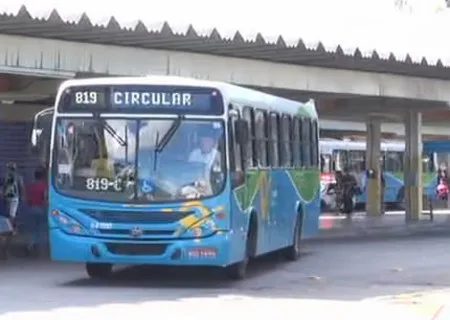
[437,162,448,184]
[436,162,449,201]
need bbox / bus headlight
[50,209,86,235]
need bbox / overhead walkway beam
[1,35,450,102]
[365,117,382,216]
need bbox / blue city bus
[319,139,437,210]
[36,76,320,280]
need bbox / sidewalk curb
[305,225,450,243]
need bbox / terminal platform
[315,210,450,241]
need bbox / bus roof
[319,139,405,154]
[58,76,317,119]
[423,140,450,153]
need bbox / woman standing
[25,167,48,256]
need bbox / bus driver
[188,127,221,169]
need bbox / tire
[86,263,113,279]
[283,213,302,261]
[226,215,257,280]
[396,187,405,210]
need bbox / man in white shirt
[188,130,221,168]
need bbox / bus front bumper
[50,229,233,267]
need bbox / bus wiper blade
[155,116,182,153]
[100,119,127,147]
[153,131,160,172]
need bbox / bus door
[383,150,404,203]
[253,109,273,249]
[228,106,247,237]
[272,113,289,246]
[422,151,437,199]
[346,149,366,192]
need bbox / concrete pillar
[404,110,422,222]
[365,117,382,216]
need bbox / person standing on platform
[2,162,25,235]
[341,166,358,215]
[25,167,48,256]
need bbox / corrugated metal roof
[1,5,450,80]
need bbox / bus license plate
[188,248,217,259]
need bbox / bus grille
[105,243,168,256]
[81,209,193,224]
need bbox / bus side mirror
[30,129,42,155]
[234,119,249,145]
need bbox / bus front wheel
[226,214,257,280]
[86,263,113,279]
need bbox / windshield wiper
[152,116,182,172]
[155,116,182,153]
[153,131,160,172]
[99,119,127,147]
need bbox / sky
[0,0,448,64]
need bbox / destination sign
[112,91,193,107]
[59,85,224,115]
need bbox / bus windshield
[52,117,226,203]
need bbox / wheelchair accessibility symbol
[141,180,154,193]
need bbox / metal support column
[365,117,382,216]
[404,110,422,222]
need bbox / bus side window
[287,115,294,167]
[243,106,255,168]
[280,115,292,167]
[255,109,268,167]
[301,118,311,167]
[385,151,403,173]
[269,112,279,167]
[292,117,301,168]
[310,119,319,168]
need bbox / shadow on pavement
[2,237,450,317]
[59,251,314,288]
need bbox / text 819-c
[85,178,122,192]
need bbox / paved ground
[1,235,450,319]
